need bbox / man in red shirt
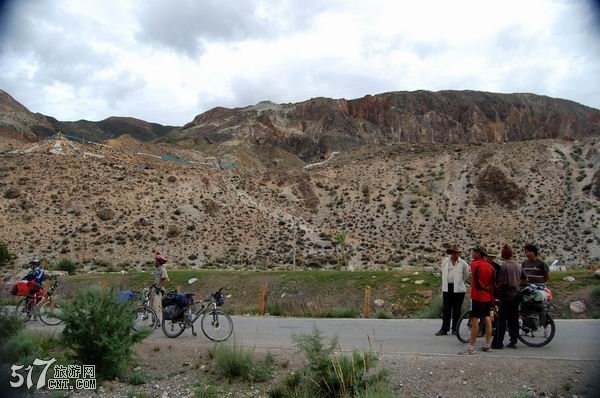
[459,245,496,355]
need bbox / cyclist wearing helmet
[150,254,170,323]
[24,258,45,285]
[22,258,45,306]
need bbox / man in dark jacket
[492,245,527,349]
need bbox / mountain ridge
[2,89,599,158]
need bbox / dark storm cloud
[0,1,113,87]
[589,0,600,33]
[135,0,330,57]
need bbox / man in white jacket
[436,244,470,335]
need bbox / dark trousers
[493,299,519,346]
[441,284,465,332]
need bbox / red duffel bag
[11,280,30,296]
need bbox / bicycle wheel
[518,313,556,347]
[162,318,186,338]
[14,298,33,321]
[38,300,63,326]
[132,305,158,332]
[200,309,233,342]
[455,310,471,343]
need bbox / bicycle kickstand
[191,323,197,337]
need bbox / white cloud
[0,0,598,125]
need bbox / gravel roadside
[54,338,600,398]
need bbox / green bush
[2,331,58,364]
[0,308,25,343]
[0,328,63,397]
[56,259,77,274]
[128,371,147,385]
[374,309,394,319]
[318,307,358,318]
[414,295,443,319]
[0,241,11,266]
[194,382,219,398]
[61,287,150,380]
[269,327,388,397]
[211,341,272,382]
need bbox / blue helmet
[30,258,41,267]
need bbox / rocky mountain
[0,89,55,140]
[0,89,599,270]
[0,89,175,143]
[164,91,600,162]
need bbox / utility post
[292,218,297,269]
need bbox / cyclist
[24,258,45,288]
[459,245,495,355]
[21,258,45,310]
[150,254,170,324]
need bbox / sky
[0,0,599,126]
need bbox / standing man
[436,244,470,336]
[459,245,495,355]
[150,254,170,324]
[493,245,527,349]
[522,244,549,286]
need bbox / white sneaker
[458,346,476,355]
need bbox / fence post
[364,285,371,318]
[258,284,268,316]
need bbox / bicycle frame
[161,287,233,341]
[16,280,62,325]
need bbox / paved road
[31,317,600,361]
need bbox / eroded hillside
[1,137,599,268]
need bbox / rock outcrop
[165,90,600,162]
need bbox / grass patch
[53,269,599,319]
[317,307,359,318]
[269,327,389,397]
[210,341,272,382]
[374,309,394,319]
[128,371,148,385]
[413,295,443,319]
[194,382,219,398]
[589,286,600,318]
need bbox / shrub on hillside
[55,259,77,274]
[0,241,11,266]
[61,287,150,380]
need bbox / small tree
[0,241,11,266]
[61,287,150,380]
[335,232,348,267]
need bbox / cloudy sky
[1,0,599,126]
